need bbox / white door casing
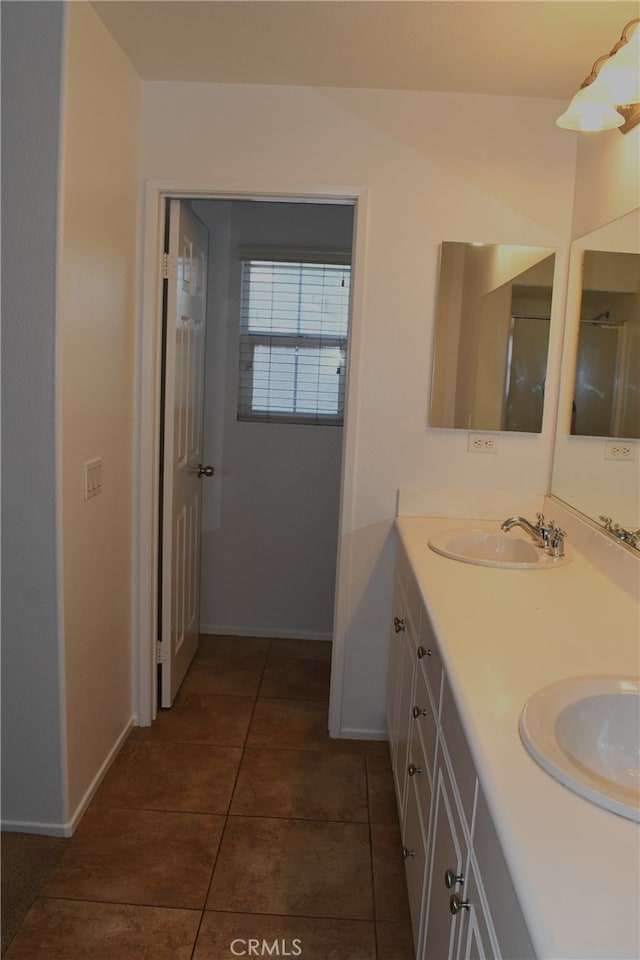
[134,180,368,731]
[160,200,209,706]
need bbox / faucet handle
[599,515,613,530]
[550,525,566,558]
[535,512,546,527]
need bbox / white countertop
[395,515,640,960]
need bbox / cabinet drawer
[396,541,422,637]
[474,788,536,960]
[441,678,477,829]
[407,715,434,831]
[418,606,443,712]
[412,662,438,783]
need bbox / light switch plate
[83,458,103,500]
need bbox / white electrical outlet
[83,458,103,500]
[467,433,499,454]
[604,442,636,461]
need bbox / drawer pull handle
[449,894,470,915]
[402,846,415,860]
[412,705,427,719]
[408,763,422,776]
[444,868,464,889]
[417,646,427,658]
[393,617,406,633]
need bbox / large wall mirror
[552,207,640,527]
[572,248,639,439]
[430,242,556,433]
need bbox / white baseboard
[335,726,388,742]
[1,716,134,838]
[199,624,332,642]
[1,819,73,838]
[66,716,134,835]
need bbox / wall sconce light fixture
[556,17,640,133]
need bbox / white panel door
[160,200,209,706]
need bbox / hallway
[4,637,414,959]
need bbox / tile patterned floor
[4,636,414,959]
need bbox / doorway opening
[151,194,357,715]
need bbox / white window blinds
[238,257,351,425]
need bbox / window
[238,255,351,425]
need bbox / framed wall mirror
[552,208,640,528]
[429,242,556,433]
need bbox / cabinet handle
[417,646,429,658]
[444,868,464,889]
[402,846,415,860]
[393,617,406,633]
[408,762,422,776]
[412,705,427,719]
[449,894,470,915]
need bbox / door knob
[197,464,215,478]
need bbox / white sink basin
[428,527,570,569]
[520,676,640,822]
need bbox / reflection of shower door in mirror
[572,325,620,437]
[502,316,550,432]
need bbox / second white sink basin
[520,676,640,822]
[428,527,570,569]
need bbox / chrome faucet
[599,516,640,550]
[500,513,547,546]
[501,513,567,558]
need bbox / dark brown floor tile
[197,635,270,658]
[92,740,242,814]
[1,833,69,956]
[4,898,200,960]
[268,638,332,660]
[246,699,389,755]
[207,817,373,920]
[179,656,265,697]
[230,748,368,821]
[42,808,224,909]
[370,824,411,923]
[259,656,331,700]
[130,693,254,746]
[376,921,416,959]
[245,698,332,751]
[194,912,376,959]
[366,753,400,825]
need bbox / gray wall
[193,199,354,639]
[1,1,67,827]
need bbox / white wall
[571,124,640,239]
[140,81,576,737]
[193,199,354,640]
[1,0,67,831]
[59,0,141,822]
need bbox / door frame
[134,178,369,733]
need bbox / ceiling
[90,0,639,100]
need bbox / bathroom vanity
[387,510,639,960]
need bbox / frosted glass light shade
[594,27,640,105]
[556,84,625,131]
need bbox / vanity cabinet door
[421,758,468,960]
[387,573,409,767]
[403,761,430,953]
[393,625,418,814]
[457,853,499,960]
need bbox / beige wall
[59,1,140,821]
